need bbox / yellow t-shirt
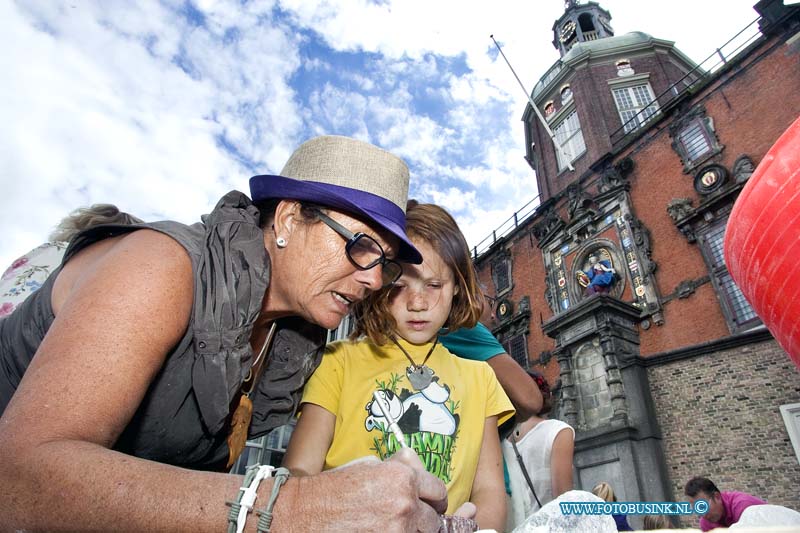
[300,337,515,513]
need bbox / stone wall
[648,338,800,526]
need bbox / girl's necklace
[390,335,438,390]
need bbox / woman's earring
[276,237,287,248]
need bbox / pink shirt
[700,491,767,531]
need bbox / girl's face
[388,237,457,345]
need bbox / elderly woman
[0,136,447,532]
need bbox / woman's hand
[279,446,447,532]
[390,447,449,515]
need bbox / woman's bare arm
[282,403,336,476]
[550,427,575,499]
[0,230,447,532]
[469,417,506,531]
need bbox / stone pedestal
[542,295,671,506]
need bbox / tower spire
[552,1,614,56]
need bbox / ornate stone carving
[544,284,557,313]
[661,275,712,304]
[598,157,635,193]
[733,154,756,183]
[679,225,697,244]
[667,198,694,223]
[518,295,531,313]
[555,346,579,427]
[567,183,595,221]
[532,207,565,246]
[677,280,698,299]
[627,215,657,277]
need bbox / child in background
[592,482,633,531]
[283,201,514,531]
[643,514,671,530]
[503,371,575,529]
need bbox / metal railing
[471,194,542,260]
[472,15,765,262]
[610,16,762,144]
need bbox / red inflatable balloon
[725,115,800,368]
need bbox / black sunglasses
[313,210,403,287]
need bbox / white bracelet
[236,464,275,533]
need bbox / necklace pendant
[406,365,434,390]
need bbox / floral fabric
[0,242,66,318]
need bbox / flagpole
[490,34,574,171]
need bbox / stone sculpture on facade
[576,251,618,296]
[733,154,756,183]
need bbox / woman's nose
[354,265,383,291]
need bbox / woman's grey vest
[0,191,326,470]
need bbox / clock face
[693,165,728,195]
[496,299,514,321]
[701,170,718,187]
[560,21,576,43]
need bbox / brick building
[473,0,800,523]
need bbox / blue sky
[0,0,764,268]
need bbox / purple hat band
[249,174,422,264]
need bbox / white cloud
[1,0,762,271]
[0,0,304,267]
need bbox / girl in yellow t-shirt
[284,201,514,531]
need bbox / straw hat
[250,135,421,264]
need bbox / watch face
[560,21,576,42]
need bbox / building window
[552,110,587,170]
[612,83,659,133]
[230,423,295,475]
[560,85,573,104]
[780,403,800,466]
[678,119,712,162]
[503,334,529,369]
[544,101,556,118]
[670,108,723,173]
[697,220,760,332]
[492,256,512,295]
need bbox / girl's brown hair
[351,201,484,345]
